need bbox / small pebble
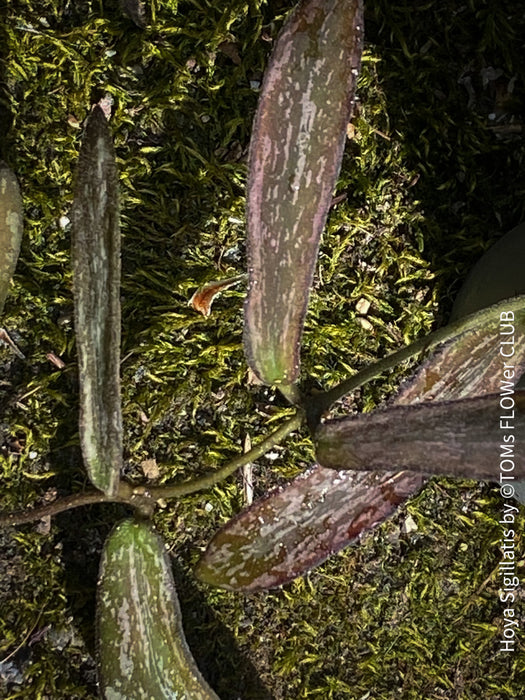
[357,317,373,331]
[355,297,370,315]
[403,514,418,534]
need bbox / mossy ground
[0,0,524,698]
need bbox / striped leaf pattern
[98,519,219,699]
[197,300,525,591]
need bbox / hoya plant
[1,0,524,696]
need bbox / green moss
[1,0,524,698]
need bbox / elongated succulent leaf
[197,301,525,591]
[396,299,525,402]
[195,467,423,592]
[72,106,122,496]
[244,0,364,385]
[98,519,219,700]
[0,162,23,315]
[316,391,525,478]
[450,222,525,321]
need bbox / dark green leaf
[244,0,364,386]
[72,106,122,496]
[451,222,525,321]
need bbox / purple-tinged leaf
[72,106,122,496]
[0,162,23,316]
[197,302,525,591]
[195,467,423,592]
[98,519,219,699]
[449,221,525,502]
[244,0,364,386]
[395,301,525,404]
[316,391,525,479]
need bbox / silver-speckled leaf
[244,0,364,386]
[195,467,423,592]
[72,106,122,496]
[196,301,525,591]
[98,519,219,700]
[395,299,525,402]
[0,162,23,315]
[450,225,525,501]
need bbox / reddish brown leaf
[316,391,525,479]
[189,274,245,317]
[195,467,422,592]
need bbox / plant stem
[0,413,304,525]
[309,295,525,422]
[278,382,302,406]
[150,412,303,499]
[0,490,129,526]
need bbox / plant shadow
[364,0,525,320]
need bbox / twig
[0,610,43,665]
[242,433,254,506]
[0,327,25,359]
[0,490,129,527]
